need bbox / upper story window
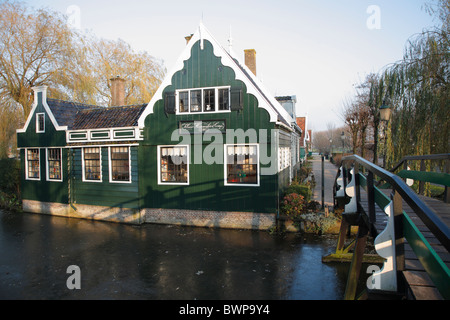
[177,87,230,114]
[36,113,45,133]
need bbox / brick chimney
[185,34,193,45]
[244,49,257,76]
[110,76,125,106]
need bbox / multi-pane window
[177,87,230,114]
[218,88,230,111]
[27,149,40,180]
[83,147,101,181]
[47,148,62,181]
[203,89,215,111]
[110,147,130,182]
[159,146,188,184]
[179,91,189,113]
[190,90,202,112]
[225,144,258,186]
[36,113,45,133]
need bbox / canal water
[0,210,352,300]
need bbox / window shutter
[164,91,176,115]
[230,87,243,111]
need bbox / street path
[310,155,339,209]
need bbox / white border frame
[36,113,45,133]
[25,148,41,181]
[82,147,103,183]
[108,146,132,184]
[157,145,190,186]
[224,143,260,187]
[46,148,63,182]
[176,86,231,115]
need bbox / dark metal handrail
[342,154,450,252]
[390,153,450,173]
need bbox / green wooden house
[17,23,301,229]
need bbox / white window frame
[176,86,231,114]
[108,146,132,184]
[224,143,260,187]
[36,113,45,133]
[46,148,63,182]
[157,145,190,185]
[25,148,41,181]
[82,147,103,183]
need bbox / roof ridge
[46,98,101,109]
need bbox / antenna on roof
[228,26,233,53]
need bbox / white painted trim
[82,147,103,183]
[157,145,190,186]
[17,86,68,134]
[25,148,41,181]
[18,143,139,150]
[108,146,132,184]
[45,148,63,182]
[175,86,231,115]
[224,143,260,187]
[36,113,45,133]
[66,127,142,143]
[138,23,293,128]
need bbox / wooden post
[344,223,369,300]
[321,155,325,209]
[367,171,375,225]
[393,190,405,291]
[336,219,350,254]
[445,159,450,203]
[418,159,425,195]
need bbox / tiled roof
[47,99,98,129]
[47,99,146,130]
[71,104,147,130]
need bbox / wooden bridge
[325,153,450,300]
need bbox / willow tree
[0,1,166,114]
[0,1,74,116]
[365,0,449,169]
[380,30,449,167]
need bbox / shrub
[0,158,21,211]
[281,193,305,219]
[285,183,311,203]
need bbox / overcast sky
[30,0,437,131]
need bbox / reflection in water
[0,210,348,300]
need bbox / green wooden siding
[17,92,66,148]
[139,39,281,214]
[71,146,140,209]
[20,148,69,204]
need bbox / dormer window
[36,113,45,133]
[176,87,230,114]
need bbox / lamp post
[341,131,345,154]
[380,104,392,122]
[380,103,392,168]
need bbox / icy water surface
[0,210,349,300]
